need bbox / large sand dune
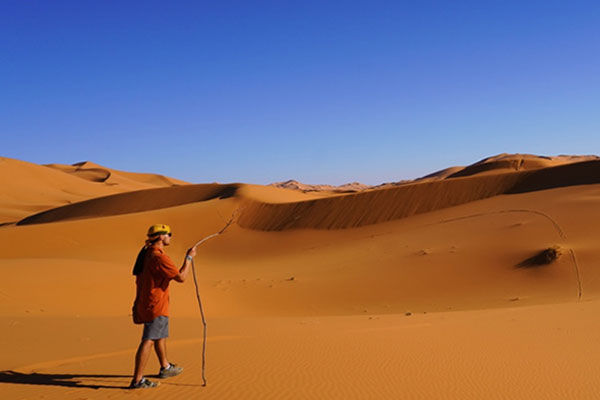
[0,157,188,224]
[46,161,189,187]
[239,159,600,230]
[2,154,600,399]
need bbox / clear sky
[1,1,599,185]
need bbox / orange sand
[2,154,600,399]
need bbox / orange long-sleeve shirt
[133,245,179,323]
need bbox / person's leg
[157,338,183,378]
[154,338,169,369]
[133,339,154,383]
[151,316,182,378]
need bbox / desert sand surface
[2,154,600,399]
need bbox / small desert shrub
[517,246,562,267]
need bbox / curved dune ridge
[0,157,190,224]
[13,158,600,231]
[45,161,189,187]
[238,159,600,230]
[270,179,370,193]
[276,153,600,191]
[17,184,239,225]
[68,167,112,183]
[447,159,532,178]
[423,153,600,180]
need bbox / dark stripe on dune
[447,159,523,178]
[507,160,600,193]
[72,168,112,183]
[17,184,239,225]
[238,160,600,231]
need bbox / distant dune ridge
[12,154,600,230]
[271,153,600,193]
[3,152,600,399]
[240,158,600,230]
[0,157,188,224]
[270,179,370,193]
[45,161,189,187]
[271,153,600,192]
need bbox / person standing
[130,224,196,389]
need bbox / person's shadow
[0,370,130,389]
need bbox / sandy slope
[46,161,189,187]
[239,159,600,230]
[382,153,600,187]
[270,153,600,192]
[0,157,188,224]
[4,303,600,400]
[1,154,600,399]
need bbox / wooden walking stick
[190,208,240,386]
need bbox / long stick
[189,209,239,386]
[193,211,237,248]
[191,258,208,386]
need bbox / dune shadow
[17,183,241,225]
[0,370,130,390]
[218,185,237,199]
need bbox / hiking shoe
[158,363,183,378]
[130,377,159,389]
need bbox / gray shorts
[142,316,169,340]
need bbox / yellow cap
[147,224,171,237]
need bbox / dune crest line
[13,159,600,231]
[17,184,240,225]
[238,160,600,231]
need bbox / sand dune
[46,161,189,187]
[2,153,600,399]
[15,157,600,230]
[0,157,188,224]
[46,164,112,183]
[16,181,341,226]
[239,159,600,231]
[277,153,600,192]
[270,179,370,193]
[18,184,239,225]
[445,153,598,178]
[391,153,600,184]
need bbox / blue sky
[1,1,599,185]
